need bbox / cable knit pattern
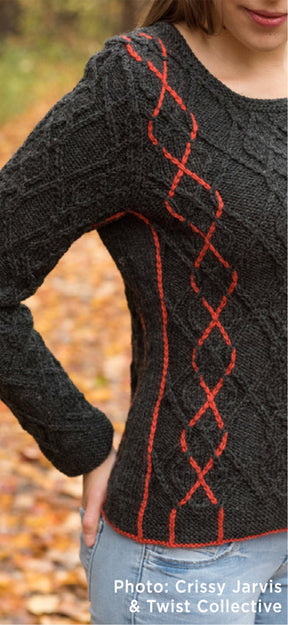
[0,21,286,547]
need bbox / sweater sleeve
[0,40,139,477]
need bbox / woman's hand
[81,445,117,547]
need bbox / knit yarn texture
[0,21,286,547]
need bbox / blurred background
[0,0,147,129]
[0,1,149,623]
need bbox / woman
[0,0,287,623]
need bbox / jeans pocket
[79,505,104,591]
[147,540,236,569]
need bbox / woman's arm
[0,39,139,477]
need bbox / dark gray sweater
[0,20,286,547]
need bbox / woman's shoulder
[94,21,191,114]
[98,20,182,80]
[79,25,165,108]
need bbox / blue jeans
[79,508,287,625]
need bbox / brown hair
[138,0,221,36]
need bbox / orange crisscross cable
[123,33,238,545]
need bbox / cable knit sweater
[0,21,286,548]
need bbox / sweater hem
[100,507,287,549]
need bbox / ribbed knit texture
[0,21,286,547]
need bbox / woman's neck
[174,21,287,99]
